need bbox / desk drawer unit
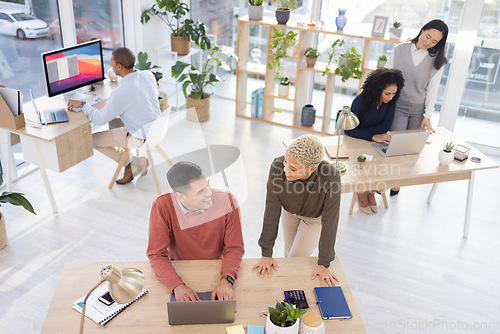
[20,124,93,172]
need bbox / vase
[248,5,264,21]
[438,150,454,166]
[301,104,316,126]
[276,9,291,25]
[335,8,347,31]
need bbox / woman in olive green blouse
[252,135,341,285]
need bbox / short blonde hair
[286,135,324,167]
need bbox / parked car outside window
[48,18,122,49]
[0,9,49,39]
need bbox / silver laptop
[30,90,69,124]
[167,292,236,325]
[372,131,430,157]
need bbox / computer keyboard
[85,94,107,106]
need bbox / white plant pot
[248,5,264,21]
[278,84,290,97]
[286,43,298,57]
[266,314,300,334]
[438,150,454,166]
[389,27,403,40]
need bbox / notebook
[73,284,148,326]
[325,145,349,159]
[314,286,352,320]
[167,291,236,325]
[371,131,429,157]
[30,89,69,124]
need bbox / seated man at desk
[147,161,245,301]
[67,47,160,184]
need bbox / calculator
[284,290,309,309]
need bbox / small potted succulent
[248,0,264,21]
[389,21,403,40]
[266,301,307,334]
[377,54,387,68]
[357,155,366,169]
[278,77,291,97]
[304,47,320,67]
[0,192,36,250]
[271,0,298,25]
[438,142,454,166]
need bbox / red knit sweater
[147,189,245,291]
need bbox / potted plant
[389,21,403,40]
[304,47,320,67]
[278,77,291,97]
[171,45,239,122]
[0,192,36,250]
[439,142,454,166]
[323,39,363,82]
[248,0,264,21]
[141,0,211,55]
[266,301,307,334]
[377,54,387,68]
[357,155,366,169]
[268,29,298,80]
[135,51,168,112]
[271,0,298,25]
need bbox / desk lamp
[79,264,144,334]
[334,106,359,172]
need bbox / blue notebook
[314,286,352,320]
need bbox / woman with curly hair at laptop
[252,135,342,286]
[344,68,405,214]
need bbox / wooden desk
[319,127,498,237]
[41,257,366,333]
[0,83,114,213]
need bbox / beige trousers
[281,208,322,257]
[92,127,145,164]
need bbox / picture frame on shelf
[371,16,388,37]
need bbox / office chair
[108,107,174,194]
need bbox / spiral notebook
[73,284,148,326]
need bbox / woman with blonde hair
[252,135,341,285]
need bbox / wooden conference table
[308,127,498,237]
[41,257,366,333]
[0,82,113,214]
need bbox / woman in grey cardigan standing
[252,135,341,286]
[386,19,448,195]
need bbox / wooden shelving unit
[235,16,401,135]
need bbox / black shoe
[390,189,400,196]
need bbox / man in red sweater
[147,161,244,301]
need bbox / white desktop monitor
[41,40,105,98]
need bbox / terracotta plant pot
[358,161,365,169]
[171,34,191,56]
[186,94,210,122]
[306,57,318,67]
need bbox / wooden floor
[1,96,499,334]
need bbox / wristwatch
[81,101,86,107]
[223,275,234,285]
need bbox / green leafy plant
[393,21,402,29]
[267,29,298,80]
[357,155,367,162]
[135,51,163,86]
[0,192,36,215]
[141,0,211,50]
[280,77,290,85]
[378,54,387,61]
[304,47,320,59]
[248,0,264,5]
[443,142,454,152]
[171,45,239,101]
[271,0,298,10]
[268,301,306,327]
[323,39,363,82]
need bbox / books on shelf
[251,87,265,119]
[73,284,148,326]
[314,286,352,320]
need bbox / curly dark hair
[361,68,405,107]
[411,19,449,70]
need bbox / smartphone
[284,290,309,309]
[98,291,115,306]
